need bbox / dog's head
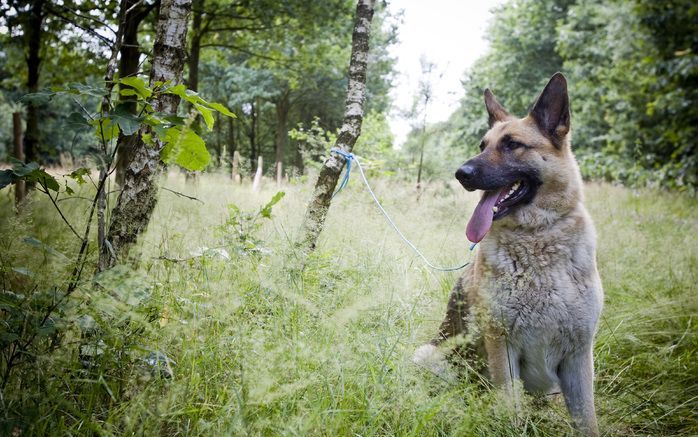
[457,73,583,243]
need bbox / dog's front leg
[558,348,599,436]
[485,329,521,410]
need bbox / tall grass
[0,172,696,435]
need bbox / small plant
[216,191,285,256]
[289,117,336,170]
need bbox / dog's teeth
[493,206,499,213]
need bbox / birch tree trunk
[299,0,376,251]
[99,0,192,270]
[114,0,158,186]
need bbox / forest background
[1,0,696,190]
[0,0,696,435]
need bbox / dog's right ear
[484,88,509,127]
[529,73,570,144]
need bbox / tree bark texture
[275,89,290,184]
[115,0,157,186]
[13,113,26,207]
[23,0,46,166]
[300,0,376,251]
[100,0,192,270]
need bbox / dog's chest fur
[473,208,603,392]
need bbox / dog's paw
[412,344,448,377]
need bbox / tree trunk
[100,0,192,270]
[23,0,46,166]
[13,113,25,207]
[187,0,203,93]
[248,100,257,171]
[275,89,290,184]
[114,0,156,186]
[252,155,263,192]
[300,0,376,251]
[228,115,236,158]
[232,150,241,183]
[215,111,221,166]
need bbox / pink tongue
[466,189,503,243]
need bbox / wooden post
[276,161,283,185]
[13,112,26,207]
[252,155,263,192]
[232,150,241,183]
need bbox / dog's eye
[504,141,526,151]
[479,141,486,152]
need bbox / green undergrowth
[0,172,696,435]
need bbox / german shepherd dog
[414,73,603,436]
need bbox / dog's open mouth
[466,180,530,243]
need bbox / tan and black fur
[414,73,603,436]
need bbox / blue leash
[331,147,354,198]
[330,147,475,272]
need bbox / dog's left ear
[484,88,509,127]
[530,73,570,145]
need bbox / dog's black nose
[455,164,476,182]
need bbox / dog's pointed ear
[484,88,509,127]
[530,73,570,144]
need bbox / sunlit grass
[1,172,696,435]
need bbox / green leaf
[110,103,143,135]
[120,89,138,97]
[19,90,56,105]
[93,117,120,142]
[10,159,39,176]
[194,103,214,130]
[0,161,60,192]
[68,168,90,185]
[160,127,211,171]
[0,169,17,190]
[260,191,285,218]
[165,85,235,119]
[32,171,60,192]
[164,84,204,106]
[36,321,56,337]
[66,112,91,129]
[12,267,34,277]
[0,332,19,344]
[119,76,152,99]
[65,83,105,97]
[207,102,236,118]
[22,237,70,261]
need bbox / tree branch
[161,186,204,203]
[45,6,114,46]
[39,184,82,241]
[199,43,297,67]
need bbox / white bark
[100,0,192,270]
[252,156,263,192]
[300,0,376,251]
